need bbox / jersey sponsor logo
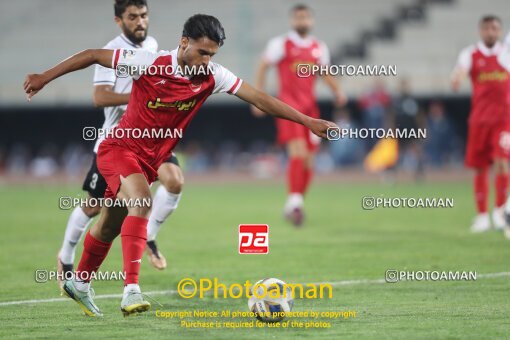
[147,98,197,111]
[154,79,166,86]
[238,224,269,254]
[477,71,508,82]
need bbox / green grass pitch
[0,180,509,338]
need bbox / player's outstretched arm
[450,68,467,92]
[321,74,348,107]
[93,85,130,108]
[236,82,337,139]
[250,60,271,117]
[24,49,114,101]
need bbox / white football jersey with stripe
[92,34,158,152]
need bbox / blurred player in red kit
[24,14,336,317]
[252,4,347,226]
[451,15,510,233]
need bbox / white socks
[73,280,90,293]
[124,284,141,294]
[147,186,181,241]
[285,193,304,213]
[60,207,93,264]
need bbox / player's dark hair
[182,14,226,47]
[114,0,147,18]
[291,4,312,15]
[479,15,501,26]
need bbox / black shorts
[82,153,180,199]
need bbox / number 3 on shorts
[90,173,98,190]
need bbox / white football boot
[470,213,490,233]
[492,206,506,231]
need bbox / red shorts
[465,121,510,168]
[276,106,321,152]
[96,143,158,199]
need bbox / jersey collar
[288,30,314,48]
[120,33,142,48]
[477,41,502,56]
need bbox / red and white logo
[189,82,202,92]
[238,224,269,254]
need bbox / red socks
[303,168,314,194]
[474,169,488,214]
[495,173,509,208]
[474,169,509,212]
[76,232,112,282]
[121,216,148,285]
[75,216,148,285]
[288,158,306,194]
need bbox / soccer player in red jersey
[252,4,347,226]
[24,14,336,317]
[451,15,510,233]
[57,1,179,288]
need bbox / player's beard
[483,39,497,48]
[294,26,310,37]
[123,25,148,45]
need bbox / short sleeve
[263,36,285,65]
[498,44,510,72]
[455,46,474,72]
[505,32,510,47]
[318,41,330,66]
[93,64,116,86]
[112,48,159,80]
[212,63,243,95]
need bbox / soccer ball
[248,278,294,323]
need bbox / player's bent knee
[162,175,184,194]
[158,163,184,194]
[82,204,101,218]
[127,204,152,219]
[91,221,118,243]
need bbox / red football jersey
[103,47,242,169]
[264,31,329,114]
[456,42,510,124]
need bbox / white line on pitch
[1,272,509,307]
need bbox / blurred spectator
[315,145,336,174]
[0,146,6,174]
[329,107,364,166]
[391,78,425,180]
[357,78,392,150]
[5,143,31,175]
[61,144,92,179]
[216,140,241,171]
[180,142,209,173]
[424,101,454,167]
[29,143,59,177]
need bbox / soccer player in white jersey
[57,0,182,285]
